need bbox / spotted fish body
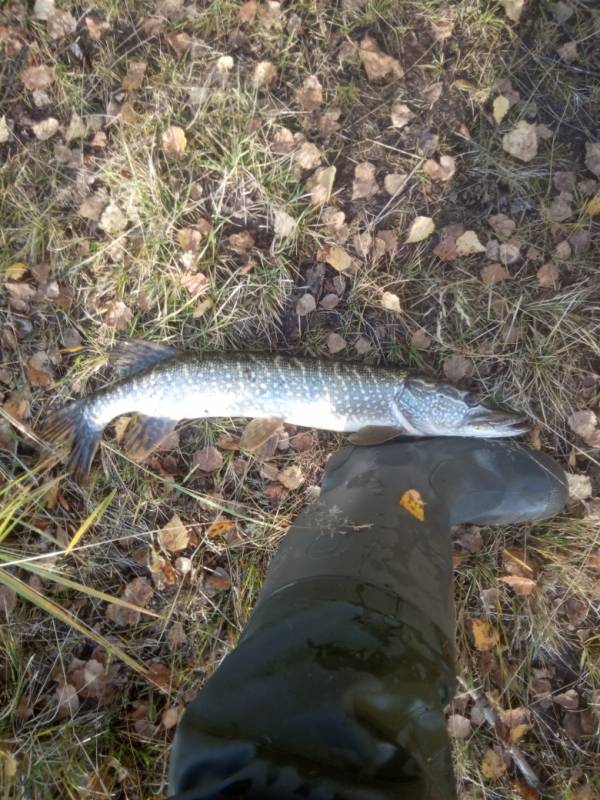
[44,343,528,482]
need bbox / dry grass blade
[64,488,116,554]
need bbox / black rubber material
[169,438,567,800]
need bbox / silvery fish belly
[43,340,529,482]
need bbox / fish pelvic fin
[110,339,177,378]
[43,400,102,484]
[123,415,177,462]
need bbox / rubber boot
[169,438,567,800]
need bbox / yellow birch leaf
[398,489,425,521]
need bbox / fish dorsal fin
[347,425,405,446]
[110,339,177,378]
[123,415,177,461]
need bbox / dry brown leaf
[567,473,592,501]
[229,231,256,252]
[56,684,79,717]
[456,230,486,256]
[0,115,10,144]
[480,748,507,780]
[359,35,403,81]
[239,417,284,452]
[207,516,236,538]
[584,142,600,177]
[204,567,232,593]
[481,263,510,286]
[390,102,414,128]
[546,192,574,223]
[499,242,520,265]
[471,618,499,651]
[502,121,538,162]
[499,575,536,596]
[278,464,305,490]
[443,354,473,382]
[21,64,54,91]
[294,141,322,170]
[5,282,36,312]
[47,8,76,38]
[557,40,578,63]
[351,161,378,200]
[297,75,323,111]
[239,0,258,22]
[296,293,316,316]
[499,0,525,22]
[423,155,456,182]
[326,332,347,354]
[193,446,223,473]
[493,95,510,124]
[158,514,190,553]
[122,61,147,91]
[433,237,458,262]
[381,291,401,314]
[78,189,108,221]
[568,410,597,441]
[166,31,192,56]
[180,272,207,295]
[253,60,277,88]
[162,706,181,730]
[488,213,516,238]
[316,108,341,138]
[383,172,408,195]
[162,125,187,158]
[290,431,314,452]
[85,14,111,39]
[423,82,443,106]
[308,166,336,205]
[105,300,133,331]
[34,0,55,19]
[317,244,352,272]
[554,689,579,710]
[106,577,154,626]
[26,351,54,387]
[99,202,127,235]
[510,723,530,743]
[447,714,471,739]
[31,117,59,140]
[406,216,435,244]
[536,261,559,289]
[273,208,296,239]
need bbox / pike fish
[44,340,528,482]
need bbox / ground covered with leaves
[0,0,599,797]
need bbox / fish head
[393,378,529,438]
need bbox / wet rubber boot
[169,438,567,800]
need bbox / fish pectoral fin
[347,425,406,446]
[110,339,178,378]
[122,415,177,461]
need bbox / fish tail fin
[43,400,103,483]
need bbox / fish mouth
[465,406,530,437]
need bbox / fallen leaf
[162,125,187,158]
[390,102,415,129]
[253,60,277,88]
[481,263,510,285]
[273,208,296,239]
[46,8,77,39]
[33,0,55,19]
[557,41,578,63]
[502,121,538,162]
[158,514,190,552]
[398,489,425,521]
[456,230,486,256]
[85,14,111,39]
[239,417,284,452]
[193,446,223,473]
[316,109,341,138]
[147,660,171,688]
[20,64,54,91]
[326,332,346,354]
[359,34,403,81]
[554,689,579,710]
[493,95,510,124]
[480,747,507,780]
[204,567,232,593]
[78,189,108,221]
[122,61,147,91]
[584,142,600,177]
[499,0,525,22]
[294,141,322,171]
[488,213,516,238]
[296,293,316,316]
[499,242,520,265]
[430,11,455,40]
[297,75,323,111]
[447,714,471,739]
[229,231,255,251]
[64,111,86,142]
[4,282,36,312]
[443,354,473,382]
[406,216,435,244]
[411,329,431,350]
[308,166,336,205]
[105,300,133,331]
[166,31,192,56]
[383,172,408,195]
[567,473,592,501]
[106,577,153,626]
[381,291,401,314]
[99,203,127,235]
[499,575,537,596]
[423,81,443,106]
[26,351,54,387]
[584,194,600,217]
[207,516,236,538]
[355,336,372,354]
[568,410,597,441]
[553,1,574,22]
[278,464,305,490]
[423,155,456,182]
[546,192,573,222]
[56,684,79,717]
[536,261,559,289]
[0,115,10,143]
[352,161,378,200]
[433,237,458,262]
[510,723,530,742]
[162,706,181,730]
[317,243,352,272]
[91,131,107,148]
[471,618,499,651]
[32,118,59,140]
[239,0,258,22]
